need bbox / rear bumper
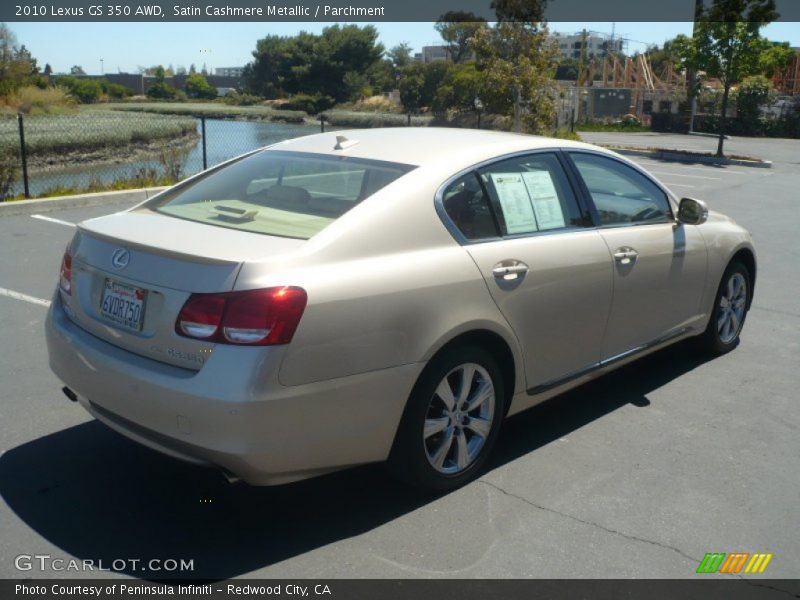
[45,292,422,485]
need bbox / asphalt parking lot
[0,132,798,581]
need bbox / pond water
[21,119,324,197]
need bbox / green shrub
[184,73,217,100]
[147,82,177,100]
[319,109,431,128]
[55,76,103,104]
[279,93,335,115]
[552,129,582,141]
[101,82,132,99]
[736,75,775,135]
[222,91,263,106]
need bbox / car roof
[268,127,609,170]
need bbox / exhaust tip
[62,386,78,403]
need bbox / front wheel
[388,346,505,491]
[698,261,751,355]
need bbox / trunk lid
[64,210,304,370]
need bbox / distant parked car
[46,128,756,490]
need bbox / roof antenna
[334,135,358,150]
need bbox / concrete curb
[603,146,772,169]
[688,131,728,139]
[0,187,168,217]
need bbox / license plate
[101,279,147,332]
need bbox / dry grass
[353,95,401,113]
[0,86,75,116]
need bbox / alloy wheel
[717,272,747,344]
[423,362,495,475]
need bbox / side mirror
[677,197,708,225]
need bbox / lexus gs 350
[45,128,755,490]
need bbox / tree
[185,72,217,99]
[490,0,546,23]
[70,65,86,75]
[387,43,413,69]
[246,25,385,102]
[146,65,176,99]
[646,39,685,76]
[680,0,779,155]
[434,62,484,113]
[43,63,52,76]
[555,57,579,81]
[0,24,40,96]
[434,11,487,63]
[471,21,559,133]
[758,41,794,75]
[448,63,484,110]
[735,74,775,132]
[399,64,425,112]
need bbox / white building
[215,67,244,78]
[550,33,624,60]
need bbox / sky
[7,21,800,75]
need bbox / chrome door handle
[613,247,639,265]
[492,262,529,279]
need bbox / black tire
[697,261,751,355]
[388,345,506,491]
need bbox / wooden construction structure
[595,53,687,116]
[773,53,800,96]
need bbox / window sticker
[489,173,538,234]
[520,171,566,230]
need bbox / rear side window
[570,153,672,226]
[478,153,587,236]
[442,173,499,241]
[145,150,415,239]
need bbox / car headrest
[266,185,311,205]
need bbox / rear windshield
[144,150,415,239]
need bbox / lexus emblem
[111,248,130,269]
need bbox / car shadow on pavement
[0,341,710,580]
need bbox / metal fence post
[201,116,207,170]
[320,116,325,132]
[407,112,411,126]
[17,113,30,199]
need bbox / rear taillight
[176,294,226,340]
[176,287,307,346]
[59,248,72,295]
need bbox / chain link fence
[0,111,326,201]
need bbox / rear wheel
[389,346,505,491]
[698,261,751,355]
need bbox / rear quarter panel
[233,166,525,392]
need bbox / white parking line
[637,162,755,175]
[31,214,76,227]
[649,171,721,180]
[0,287,51,308]
[661,182,696,189]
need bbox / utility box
[587,88,632,119]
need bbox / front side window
[478,153,587,236]
[144,150,415,239]
[570,153,672,226]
